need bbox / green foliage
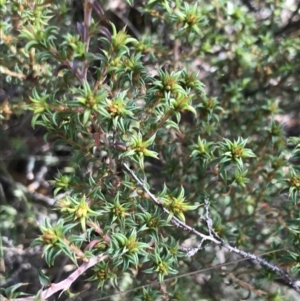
[2,0,300,300]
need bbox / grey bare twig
[123,163,300,294]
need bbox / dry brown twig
[12,254,108,301]
[0,66,26,79]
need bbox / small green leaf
[38,270,51,287]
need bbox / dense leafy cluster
[2,0,300,300]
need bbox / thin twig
[14,254,108,301]
[0,66,26,79]
[92,248,286,301]
[123,163,300,294]
[122,163,220,245]
[81,0,94,80]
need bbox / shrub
[1,0,300,300]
